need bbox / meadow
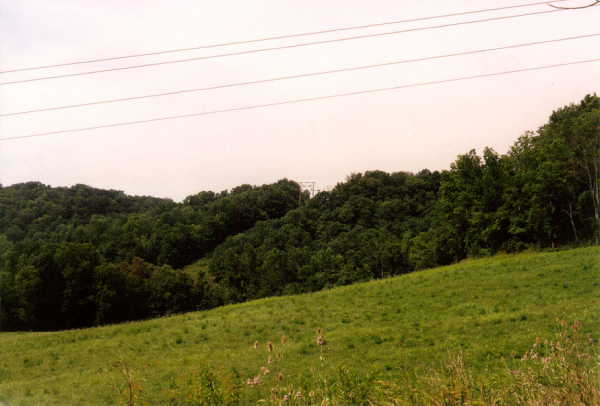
[0,246,598,405]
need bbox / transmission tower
[298,181,317,205]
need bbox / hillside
[0,179,302,330]
[1,247,598,405]
[2,95,599,333]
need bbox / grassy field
[0,247,598,405]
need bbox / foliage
[0,95,599,331]
[207,94,600,306]
[0,179,301,330]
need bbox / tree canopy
[1,94,598,331]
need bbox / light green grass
[0,247,598,405]
[182,257,209,282]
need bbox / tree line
[0,94,598,331]
[0,180,301,330]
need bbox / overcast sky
[1,0,599,201]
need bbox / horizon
[2,0,600,200]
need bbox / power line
[549,0,600,8]
[3,32,599,117]
[0,8,568,86]
[3,56,599,142]
[0,0,572,75]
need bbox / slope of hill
[0,247,598,405]
[2,95,599,334]
[0,179,302,330]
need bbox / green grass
[0,247,598,405]
[182,257,210,282]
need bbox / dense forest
[1,94,598,331]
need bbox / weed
[112,360,143,406]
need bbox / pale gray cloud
[1,0,599,200]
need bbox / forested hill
[1,94,598,331]
[0,180,302,330]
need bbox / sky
[1,0,599,201]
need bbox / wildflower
[260,366,270,375]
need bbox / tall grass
[114,320,597,406]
